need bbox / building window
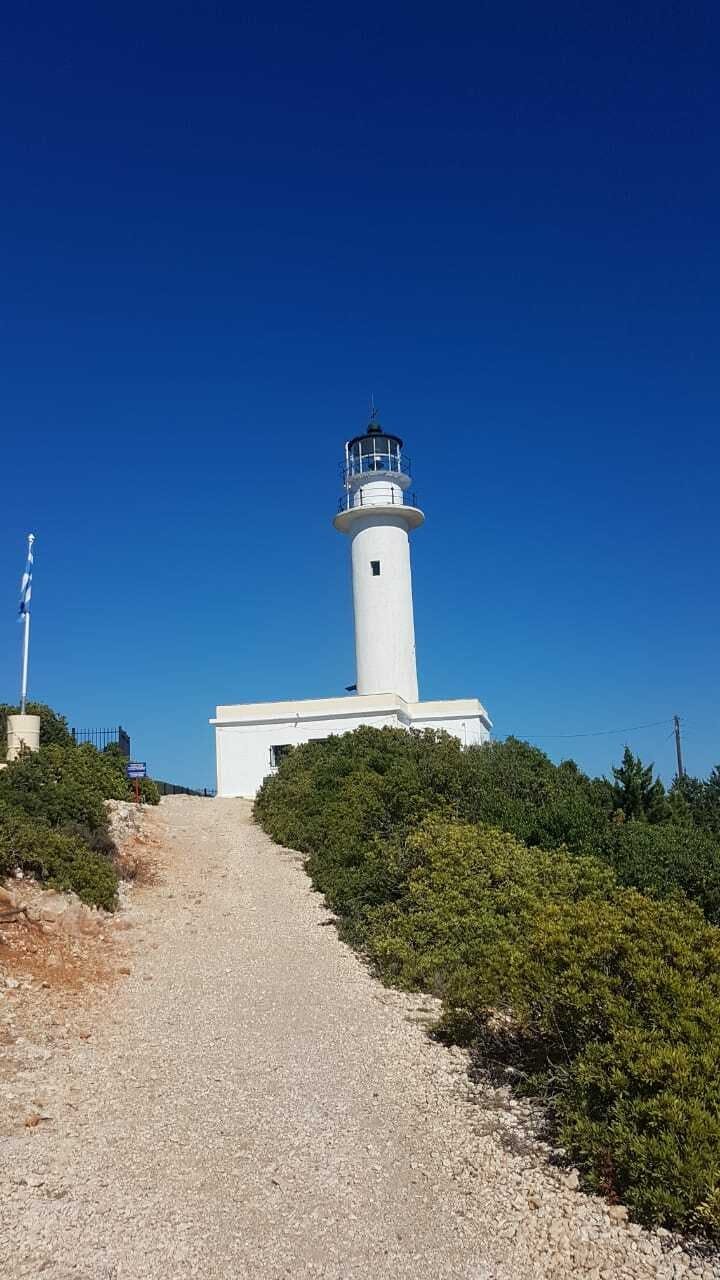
[270,744,292,768]
[371,560,381,576]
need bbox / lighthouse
[334,411,423,703]
[211,410,491,797]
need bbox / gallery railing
[337,488,419,513]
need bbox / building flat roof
[210,693,491,729]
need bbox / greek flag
[19,535,34,618]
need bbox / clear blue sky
[2,3,718,789]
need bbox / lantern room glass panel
[348,435,403,476]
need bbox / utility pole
[673,714,685,780]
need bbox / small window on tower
[371,560,381,576]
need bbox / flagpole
[20,611,30,714]
[19,533,35,715]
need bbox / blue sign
[126,761,147,779]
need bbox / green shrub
[0,803,118,909]
[508,890,720,1233]
[363,820,720,1234]
[0,703,160,909]
[255,728,470,942]
[256,729,720,1236]
[258,728,720,923]
[138,776,161,805]
[363,819,614,995]
[0,743,127,831]
[256,729,609,879]
[594,820,720,924]
[456,737,608,850]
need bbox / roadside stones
[38,893,69,923]
[19,890,106,936]
[62,901,103,937]
[608,1205,630,1223]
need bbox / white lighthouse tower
[334,411,423,703]
[210,410,491,797]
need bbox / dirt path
[1,797,715,1279]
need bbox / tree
[670,767,720,836]
[610,747,669,823]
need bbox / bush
[363,820,720,1233]
[0,704,161,908]
[455,737,608,850]
[594,820,720,925]
[0,738,140,909]
[0,741,160,821]
[138,776,161,805]
[256,728,720,1236]
[258,728,720,923]
[0,743,128,830]
[505,888,720,1233]
[256,730,612,889]
[0,803,118,910]
[363,819,614,993]
[256,725,463,861]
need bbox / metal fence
[154,781,216,797]
[71,725,131,757]
[68,727,214,795]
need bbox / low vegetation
[0,704,159,909]
[255,726,720,1236]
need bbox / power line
[517,719,671,741]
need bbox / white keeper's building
[211,413,491,797]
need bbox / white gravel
[1,795,718,1279]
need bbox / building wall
[214,699,491,797]
[216,709,402,798]
[409,713,489,747]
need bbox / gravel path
[1,796,717,1279]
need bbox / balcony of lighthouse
[336,484,420,514]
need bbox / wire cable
[516,719,671,741]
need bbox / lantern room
[344,415,410,488]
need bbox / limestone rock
[608,1204,629,1223]
[0,884,18,909]
[40,893,70,923]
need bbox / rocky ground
[1,795,718,1279]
